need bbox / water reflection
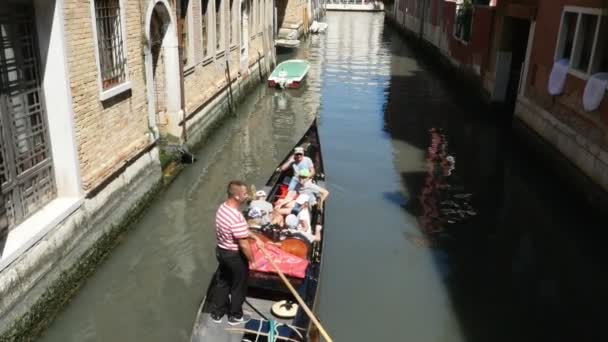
[383,12,608,342]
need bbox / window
[259,0,264,34]
[454,0,473,43]
[229,0,235,46]
[241,0,248,52]
[202,0,209,57]
[93,0,127,91]
[558,12,578,60]
[215,0,222,51]
[180,0,190,67]
[555,7,608,77]
[250,0,255,38]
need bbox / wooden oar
[256,243,334,342]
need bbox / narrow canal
[39,12,607,342]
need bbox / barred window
[94,0,127,90]
[216,0,222,51]
[202,0,209,57]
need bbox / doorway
[496,16,531,112]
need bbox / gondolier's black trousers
[209,247,249,318]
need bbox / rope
[269,319,276,342]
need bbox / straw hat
[271,300,299,319]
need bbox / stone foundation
[0,147,162,340]
[515,96,608,207]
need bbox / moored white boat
[268,60,311,89]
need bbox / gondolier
[208,180,256,325]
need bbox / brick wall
[277,0,306,28]
[63,0,273,192]
[64,0,150,192]
[183,0,270,118]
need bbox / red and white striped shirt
[215,203,249,251]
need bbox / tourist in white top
[285,194,322,243]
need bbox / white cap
[285,214,298,229]
[295,194,309,205]
[255,190,267,198]
[294,147,305,154]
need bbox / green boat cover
[270,60,310,79]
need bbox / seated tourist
[284,195,322,243]
[276,146,315,192]
[248,190,273,227]
[293,168,329,209]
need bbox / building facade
[0,0,274,336]
[513,0,608,197]
[276,0,323,40]
[387,1,498,87]
[387,0,608,202]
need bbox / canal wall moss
[0,148,162,342]
[0,54,274,342]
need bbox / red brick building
[387,0,608,200]
[512,0,608,196]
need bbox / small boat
[275,39,301,49]
[309,21,328,34]
[190,119,328,342]
[268,60,311,89]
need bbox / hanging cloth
[548,58,570,95]
[583,72,608,112]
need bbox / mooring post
[225,60,235,114]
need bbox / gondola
[190,119,327,342]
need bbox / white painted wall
[34,0,81,198]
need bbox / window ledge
[184,65,196,76]
[567,68,590,81]
[0,196,83,271]
[216,50,226,58]
[567,69,608,91]
[100,81,132,101]
[230,44,238,51]
[202,56,214,66]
